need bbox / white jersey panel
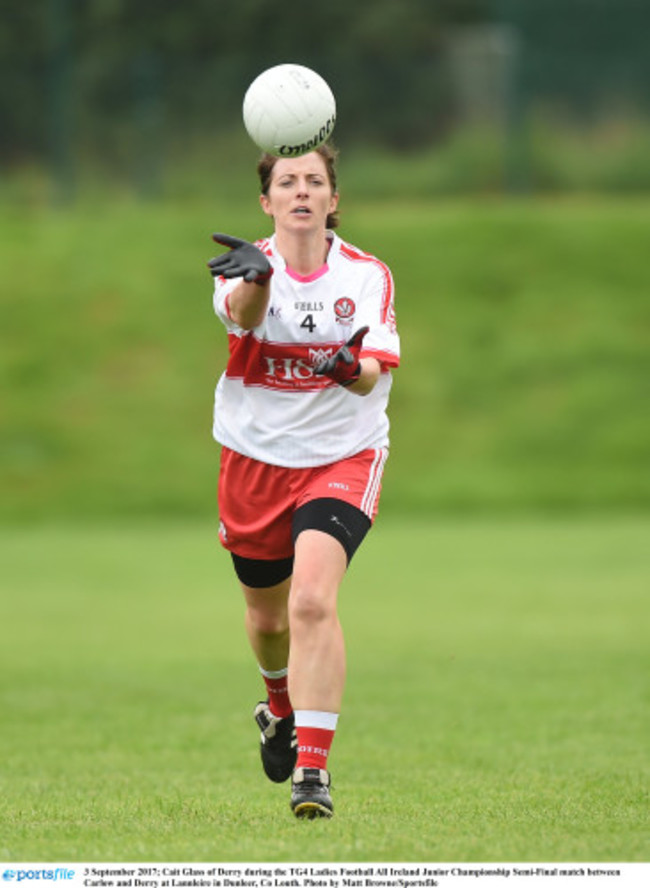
[211,232,400,468]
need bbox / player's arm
[222,278,271,329]
[208,233,273,330]
[346,357,381,396]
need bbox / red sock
[259,666,293,719]
[295,711,339,770]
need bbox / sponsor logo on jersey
[261,347,337,388]
[262,355,316,381]
[226,337,350,391]
[294,301,324,312]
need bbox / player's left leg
[289,529,347,713]
[287,498,372,818]
[288,529,346,818]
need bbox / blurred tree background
[3,0,650,193]
[1,0,649,521]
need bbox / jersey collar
[270,231,339,281]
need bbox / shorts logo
[330,514,352,538]
[219,519,227,542]
[334,297,356,322]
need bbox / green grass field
[1,517,648,862]
[1,180,648,862]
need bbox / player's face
[260,153,339,234]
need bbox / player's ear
[260,193,273,217]
[329,191,339,214]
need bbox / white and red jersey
[212,231,400,468]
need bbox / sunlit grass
[1,517,648,861]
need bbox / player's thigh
[293,528,348,591]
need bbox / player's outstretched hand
[208,233,273,284]
[313,326,370,387]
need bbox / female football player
[207,143,400,818]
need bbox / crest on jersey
[334,297,356,322]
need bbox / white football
[243,64,336,157]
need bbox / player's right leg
[219,447,296,783]
[217,447,299,783]
[236,559,292,678]
[235,559,297,783]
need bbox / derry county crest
[334,297,356,323]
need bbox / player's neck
[275,229,331,277]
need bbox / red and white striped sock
[295,710,339,771]
[259,666,293,719]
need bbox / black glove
[207,233,273,284]
[313,326,370,387]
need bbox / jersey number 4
[300,314,317,333]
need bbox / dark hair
[257,143,340,230]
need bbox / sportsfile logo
[2,871,75,882]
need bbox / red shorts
[217,446,388,560]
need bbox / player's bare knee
[288,583,334,628]
[246,606,289,638]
